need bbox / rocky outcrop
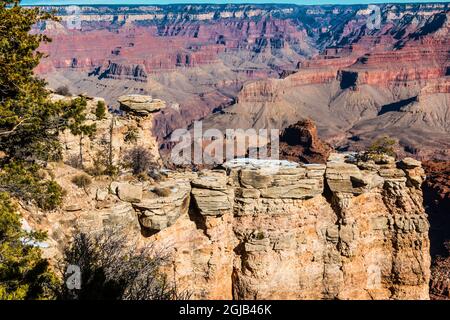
[118,94,166,115]
[22,153,431,299]
[134,179,191,232]
[56,94,162,169]
[279,119,332,164]
[28,154,430,299]
[34,4,450,162]
[135,154,429,300]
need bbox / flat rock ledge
[89,153,429,299]
[106,154,425,234]
[118,94,166,115]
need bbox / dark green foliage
[0,192,59,299]
[0,2,95,163]
[95,101,106,120]
[255,232,265,240]
[0,1,101,300]
[123,126,139,144]
[54,86,71,97]
[0,161,65,211]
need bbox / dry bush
[153,187,171,197]
[71,174,92,189]
[54,85,72,97]
[123,146,156,175]
[57,227,191,300]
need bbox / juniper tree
[0,192,59,299]
[0,1,95,203]
[0,1,96,300]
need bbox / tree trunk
[109,116,114,168]
[79,133,84,169]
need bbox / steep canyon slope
[33,3,450,153]
[199,7,450,160]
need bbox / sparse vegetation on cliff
[0,1,98,300]
[124,126,139,144]
[71,174,92,190]
[0,0,94,200]
[0,162,65,211]
[367,136,397,158]
[57,227,190,300]
[95,101,106,120]
[54,85,71,97]
[123,146,155,176]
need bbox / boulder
[116,183,143,203]
[96,188,108,201]
[118,94,166,115]
[192,171,228,190]
[326,162,364,194]
[191,188,232,216]
[134,179,191,231]
[235,188,261,199]
[191,171,232,216]
[399,157,422,169]
[239,169,273,189]
[110,181,120,195]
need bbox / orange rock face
[26,154,431,300]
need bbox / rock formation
[24,153,431,300]
[32,4,450,158]
[194,8,450,160]
[279,119,332,164]
[55,94,162,169]
[118,94,166,115]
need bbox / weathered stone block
[117,183,143,203]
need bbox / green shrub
[0,192,60,299]
[38,180,65,211]
[0,161,65,211]
[124,126,139,144]
[255,231,265,240]
[367,136,397,157]
[104,165,119,178]
[95,101,106,120]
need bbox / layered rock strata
[23,148,430,299]
[70,154,429,300]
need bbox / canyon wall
[32,4,450,159]
[149,155,430,299]
[28,152,431,300]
